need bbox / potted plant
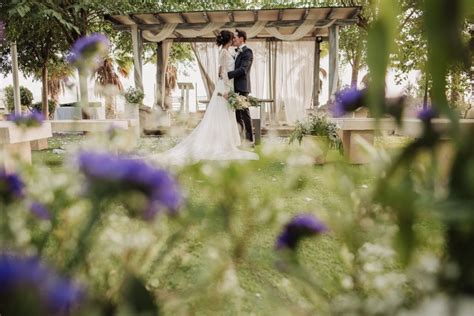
[289,114,342,164]
[123,87,144,119]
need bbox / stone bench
[330,118,397,164]
[0,121,53,172]
[329,118,474,164]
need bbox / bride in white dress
[154,31,259,164]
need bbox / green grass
[31,134,442,315]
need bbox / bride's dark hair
[216,30,233,47]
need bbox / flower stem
[64,204,101,272]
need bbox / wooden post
[328,25,339,103]
[271,41,278,125]
[185,88,189,114]
[263,40,272,127]
[131,25,143,92]
[11,42,21,114]
[155,41,165,110]
[313,38,321,108]
[252,118,261,145]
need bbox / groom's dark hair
[235,29,247,42]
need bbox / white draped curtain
[247,41,270,119]
[191,43,219,99]
[275,41,315,124]
[192,40,314,124]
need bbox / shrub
[31,99,57,119]
[3,85,34,112]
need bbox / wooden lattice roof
[106,6,361,42]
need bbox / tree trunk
[351,46,362,88]
[41,65,49,118]
[77,67,89,119]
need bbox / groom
[228,29,254,145]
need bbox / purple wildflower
[77,152,182,220]
[0,169,25,203]
[332,88,365,117]
[7,111,44,128]
[0,253,84,314]
[0,20,5,43]
[30,202,51,220]
[66,33,109,66]
[276,214,327,250]
[417,107,437,121]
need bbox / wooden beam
[325,8,334,20]
[302,9,310,20]
[178,13,189,24]
[144,36,327,43]
[111,19,359,32]
[104,15,124,26]
[129,14,145,25]
[277,9,283,21]
[153,13,166,24]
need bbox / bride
[154,30,259,164]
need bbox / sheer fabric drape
[192,43,219,99]
[274,41,315,124]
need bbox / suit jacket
[228,46,253,94]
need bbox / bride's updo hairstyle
[216,30,233,47]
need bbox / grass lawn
[31,134,440,315]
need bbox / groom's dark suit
[228,45,253,142]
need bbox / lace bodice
[218,48,234,91]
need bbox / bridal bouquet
[218,91,261,110]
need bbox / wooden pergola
[105,6,361,113]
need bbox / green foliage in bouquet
[219,91,261,110]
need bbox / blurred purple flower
[0,169,25,202]
[77,152,182,220]
[417,107,437,121]
[276,214,327,250]
[66,33,109,65]
[30,202,51,220]
[332,88,365,117]
[0,253,84,313]
[7,111,44,128]
[0,20,5,43]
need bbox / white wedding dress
[153,48,259,165]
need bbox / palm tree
[94,54,132,118]
[47,63,74,103]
